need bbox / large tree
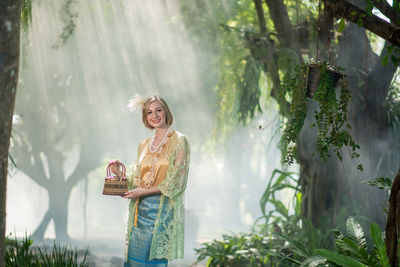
[1,0,88,251]
[9,0,118,240]
[181,0,399,229]
[12,69,104,241]
[255,0,398,228]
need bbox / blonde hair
[142,96,173,129]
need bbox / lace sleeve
[158,135,190,199]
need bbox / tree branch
[66,159,97,189]
[12,144,49,189]
[66,136,101,189]
[18,157,49,189]
[324,0,400,47]
[371,0,400,26]
[264,0,297,50]
[253,0,268,35]
[251,0,284,108]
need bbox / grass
[5,234,88,267]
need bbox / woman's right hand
[108,159,123,177]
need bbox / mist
[7,0,287,264]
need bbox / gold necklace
[140,128,173,188]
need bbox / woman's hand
[108,159,123,177]
[123,188,147,199]
[122,187,161,199]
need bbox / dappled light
[1,0,399,266]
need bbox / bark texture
[385,169,400,267]
[0,1,22,266]
[264,0,296,49]
[251,0,282,102]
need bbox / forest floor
[35,238,206,267]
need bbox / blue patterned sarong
[124,194,168,267]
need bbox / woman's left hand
[122,188,147,199]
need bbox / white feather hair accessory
[127,94,146,112]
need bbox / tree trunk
[49,187,72,241]
[32,182,72,241]
[385,169,400,267]
[297,21,395,228]
[0,1,22,266]
[31,210,52,241]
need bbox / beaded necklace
[140,128,173,188]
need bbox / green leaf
[366,1,374,15]
[260,169,297,217]
[206,257,213,267]
[346,217,366,248]
[295,192,302,216]
[370,223,390,267]
[363,177,392,190]
[315,249,368,267]
[341,238,368,262]
[338,18,346,32]
[391,56,399,66]
[270,199,289,218]
[398,237,400,266]
[357,18,363,27]
[300,255,327,266]
[382,55,389,65]
[274,233,311,258]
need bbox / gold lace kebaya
[133,128,173,227]
[125,130,190,261]
[136,128,174,189]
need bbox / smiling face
[141,96,173,129]
[146,101,168,129]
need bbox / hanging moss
[237,56,262,123]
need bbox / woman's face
[146,101,167,129]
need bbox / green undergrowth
[195,169,394,266]
[5,235,88,267]
[195,208,392,267]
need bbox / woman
[110,95,190,266]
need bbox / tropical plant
[195,166,396,267]
[195,169,334,266]
[280,59,361,169]
[195,213,394,267]
[195,232,272,267]
[304,217,391,267]
[363,176,393,192]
